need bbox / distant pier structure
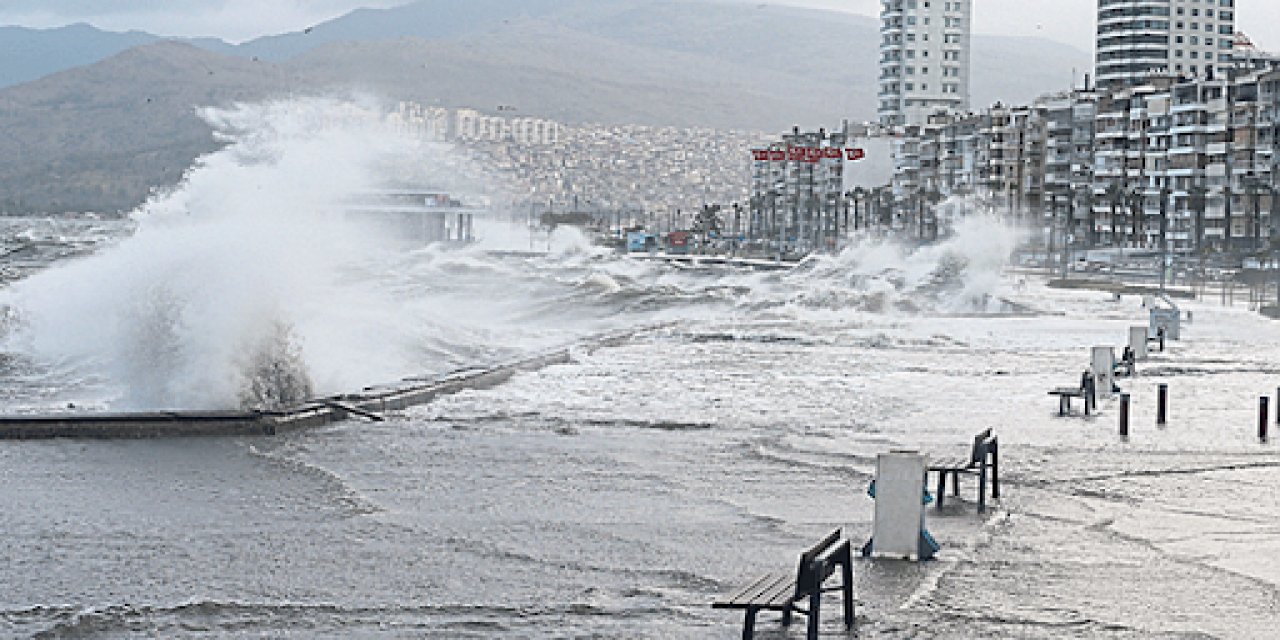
[344,190,486,244]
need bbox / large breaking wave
[0,99,1021,411]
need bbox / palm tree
[1189,184,1208,252]
[1128,189,1143,248]
[1106,183,1124,247]
[1077,186,1096,247]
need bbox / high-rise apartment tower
[1096,0,1236,90]
[878,0,972,128]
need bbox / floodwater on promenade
[2,212,1278,638]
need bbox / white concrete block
[871,451,927,560]
[1092,346,1116,398]
[1129,326,1149,360]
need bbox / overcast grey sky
[778,0,1280,52]
[1,0,1277,51]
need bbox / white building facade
[1096,0,1236,90]
[878,0,972,127]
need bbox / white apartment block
[878,0,972,128]
[1096,0,1236,90]
[449,108,562,145]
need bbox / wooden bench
[927,429,999,512]
[1048,387,1088,416]
[1149,326,1166,352]
[1115,348,1136,378]
[713,529,855,640]
[1048,372,1096,416]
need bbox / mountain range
[0,0,1092,214]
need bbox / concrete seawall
[629,253,797,271]
[0,324,667,440]
[0,411,272,439]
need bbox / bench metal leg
[936,470,946,508]
[742,608,758,640]
[781,604,792,627]
[991,442,1000,499]
[978,459,988,513]
[952,470,960,496]
[841,556,855,629]
[807,591,821,640]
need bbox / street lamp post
[1159,186,1171,291]
[1252,175,1264,253]
[1047,190,1058,277]
[1107,183,1122,248]
[1136,186,1146,248]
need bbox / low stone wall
[0,324,670,440]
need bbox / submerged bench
[713,529,855,640]
[1115,347,1137,378]
[928,429,999,512]
[1049,371,1096,416]
[1149,326,1166,352]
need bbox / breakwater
[0,325,666,439]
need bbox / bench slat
[929,457,969,470]
[714,572,791,608]
[765,579,801,608]
[801,529,843,564]
[719,572,778,606]
[760,576,801,608]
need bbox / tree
[1077,185,1095,247]
[693,204,723,244]
[1189,184,1209,252]
[1106,183,1124,247]
[1128,189,1143,248]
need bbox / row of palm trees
[736,180,1278,256]
[1053,182,1276,255]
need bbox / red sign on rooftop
[752,147,866,163]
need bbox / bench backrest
[968,428,994,466]
[794,529,848,599]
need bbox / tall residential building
[1096,0,1236,91]
[878,0,972,128]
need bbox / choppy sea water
[2,213,1279,639]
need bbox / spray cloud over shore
[0,101,1025,411]
[1,98,469,409]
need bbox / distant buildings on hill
[386,103,563,146]
[386,101,761,219]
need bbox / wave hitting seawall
[0,325,666,439]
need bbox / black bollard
[1275,387,1279,425]
[1157,384,1168,425]
[1120,393,1131,438]
[1261,397,1270,442]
